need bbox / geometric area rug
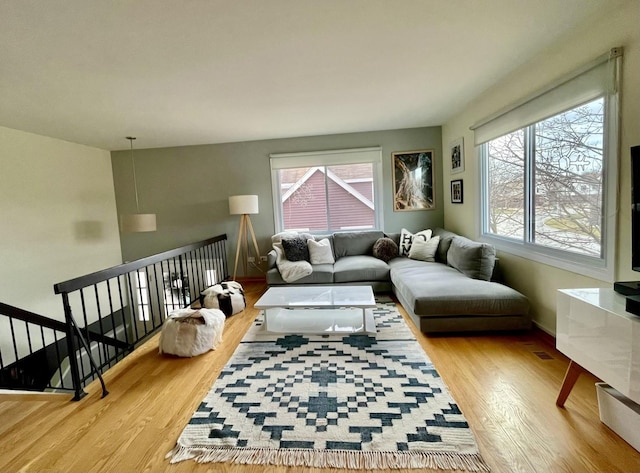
[167,298,490,472]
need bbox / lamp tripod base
[233,214,261,280]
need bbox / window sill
[479,234,614,283]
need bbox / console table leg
[556,360,585,407]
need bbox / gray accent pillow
[446,236,496,281]
[281,236,310,262]
[431,228,458,263]
[373,237,398,262]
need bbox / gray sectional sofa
[266,228,531,334]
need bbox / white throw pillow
[408,235,440,262]
[307,238,335,264]
[399,228,433,256]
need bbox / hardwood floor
[1,280,638,473]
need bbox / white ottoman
[159,308,225,357]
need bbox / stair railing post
[61,293,87,401]
[179,254,188,308]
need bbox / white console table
[556,288,640,406]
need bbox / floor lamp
[229,195,260,280]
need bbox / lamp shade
[120,213,157,233]
[229,195,259,215]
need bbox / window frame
[270,147,384,234]
[477,94,619,282]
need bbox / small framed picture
[450,137,464,174]
[451,179,463,204]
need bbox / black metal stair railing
[0,234,228,401]
[0,302,106,396]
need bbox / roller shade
[270,147,381,170]
[471,48,622,146]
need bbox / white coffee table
[254,285,377,335]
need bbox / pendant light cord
[127,136,141,213]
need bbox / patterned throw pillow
[398,228,433,256]
[281,236,310,262]
[373,237,399,262]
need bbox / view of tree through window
[484,98,604,257]
[487,129,525,239]
[278,163,375,232]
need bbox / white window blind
[474,47,622,281]
[471,48,622,146]
[270,147,382,169]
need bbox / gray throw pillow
[431,228,458,263]
[373,237,398,262]
[446,236,496,281]
[281,237,310,262]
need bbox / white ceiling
[0,0,623,151]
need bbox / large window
[474,49,621,280]
[485,98,604,256]
[270,148,383,233]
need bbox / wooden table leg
[556,360,585,407]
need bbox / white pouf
[159,308,225,357]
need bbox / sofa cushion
[373,237,398,262]
[447,236,496,281]
[384,232,401,246]
[333,231,384,258]
[408,235,440,262]
[389,258,529,317]
[266,263,334,285]
[334,255,390,283]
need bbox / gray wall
[112,127,442,275]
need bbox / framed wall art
[450,137,464,174]
[392,149,435,211]
[451,179,463,204]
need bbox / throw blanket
[273,242,312,283]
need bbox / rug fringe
[167,446,491,471]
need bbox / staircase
[0,234,228,400]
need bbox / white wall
[442,1,640,334]
[0,126,122,321]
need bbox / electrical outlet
[260,256,267,262]
[247,256,255,263]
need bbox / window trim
[269,147,384,234]
[476,94,619,282]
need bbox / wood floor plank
[0,281,638,473]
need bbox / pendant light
[120,136,157,233]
